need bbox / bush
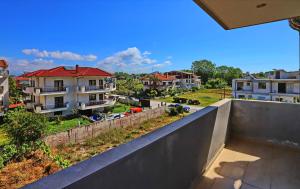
[3,109,48,146]
[188,99,201,105]
[168,108,178,116]
[173,97,180,103]
[176,105,184,114]
[191,86,199,92]
[205,78,227,89]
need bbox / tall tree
[9,76,21,103]
[214,66,243,85]
[191,60,216,83]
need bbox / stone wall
[44,106,166,147]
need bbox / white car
[106,113,125,121]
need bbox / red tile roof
[14,76,29,81]
[141,73,176,81]
[23,66,113,77]
[0,60,8,69]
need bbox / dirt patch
[0,150,61,189]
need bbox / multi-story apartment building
[23,65,117,116]
[232,70,300,103]
[141,71,201,91]
[141,73,176,91]
[164,71,201,89]
[0,60,9,116]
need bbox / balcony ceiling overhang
[193,0,300,30]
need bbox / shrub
[205,78,227,89]
[173,97,180,103]
[168,108,178,116]
[176,105,184,114]
[3,109,48,146]
[191,87,199,92]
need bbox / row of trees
[191,60,243,85]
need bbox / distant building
[141,73,176,91]
[14,74,30,89]
[0,60,9,116]
[164,71,201,89]
[232,70,300,103]
[23,65,117,116]
[141,71,201,91]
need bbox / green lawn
[46,117,92,135]
[0,117,92,145]
[158,88,232,107]
[112,103,131,113]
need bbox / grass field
[111,103,131,113]
[46,117,92,135]
[54,113,185,165]
[158,88,232,107]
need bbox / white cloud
[3,57,55,74]
[98,47,163,73]
[22,48,97,61]
[143,51,152,56]
[152,60,173,68]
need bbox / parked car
[167,103,181,108]
[106,113,125,121]
[124,107,143,116]
[89,113,106,122]
[183,106,190,112]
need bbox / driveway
[150,100,204,113]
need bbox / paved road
[150,100,204,113]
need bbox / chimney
[76,64,79,73]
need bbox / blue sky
[0,0,299,75]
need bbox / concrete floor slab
[196,138,300,189]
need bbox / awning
[193,0,300,30]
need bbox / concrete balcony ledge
[33,87,69,96]
[24,99,300,189]
[77,85,116,94]
[78,100,116,110]
[34,103,69,113]
[23,86,35,94]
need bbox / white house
[0,60,9,116]
[23,65,117,116]
[141,73,176,91]
[141,71,201,91]
[232,70,300,103]
[164,71,201,89]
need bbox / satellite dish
[289,17,300,32]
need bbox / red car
[124,107,143,116]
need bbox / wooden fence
[44,106,166,147]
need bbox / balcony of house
[77,84,116,94]
[0,69,9,78]
[77,99,116,110]
[33,87,69,96]
[22,86,35,94]
[34,103,69,113]
[25,99,300,189]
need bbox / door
[54,80,64,91]
[278,83,286,93]
[54,96,64,108]
[99,80,104,89]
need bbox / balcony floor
[196,138,300,189]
